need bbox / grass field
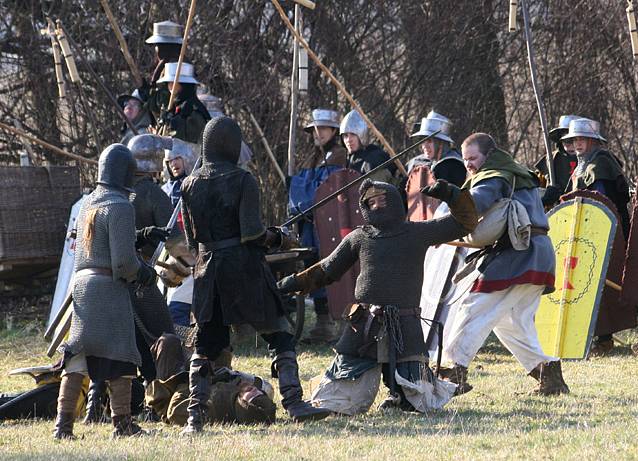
[0,321,637,461]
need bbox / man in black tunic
[180,116,331,433]
[278,179,478,413]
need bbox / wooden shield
[314,169,364,319]
[535,194,617,359]
[406,165,439,222]
[562,190,636,337]
[621,196,638,307]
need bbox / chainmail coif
[202,116,242,164]
[97,143,137,192]
[358,179,406,233]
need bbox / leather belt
[531,227,548,236]
[200,237,242,252]
[76,268,112,277]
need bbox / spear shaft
[282,132,438,228]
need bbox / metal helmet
[340,110,370,146]
[410,110,454,144]
[145,20,183,45]
[561,118,607,143]
[549,114,582,142]
[164,138,197,178]
[96,144,137,192]
[198,94,224,119]
[127,134,172,174]
[202,116,242,164]
[304,108,340,133]
[157,62,199,85]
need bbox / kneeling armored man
[278,179,478,414]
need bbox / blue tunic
[469,178,555,294]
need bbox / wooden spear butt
[291,0,316,10]
[626,2,638,58]
[55,21,81,83]
[508,1,518,32]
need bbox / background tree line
[0,0,636,222]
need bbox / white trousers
[443,284,555,373]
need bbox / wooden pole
[520,0,555,186]
[99,0,144,87]
[271,0,408,176]
[0,121,98,165]
[245,106,287,184]
[627,1,638,59]
[282,134,433,227]
[287,4,300,176]
[45,19,66,99]
[165,0,197,116]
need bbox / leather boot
[303,313,335,344]
[111,414,146,438]
[83,380,106,424]
[181,357,211,435]
[589,338,614,357]
[272,351,331,422]
[437,364,473,395]
[53,373,83,440]
[528,364,541,382]
[529,361,570,396]
[53,411,76,440]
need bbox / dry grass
[0,323,637,460]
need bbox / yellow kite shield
[535,197,617,359]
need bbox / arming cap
[202,116,242,164]
[410,110,453,144]
[117,89,144,108]
[304,108,340,132]
[127,134,172,174]
[340,110,370,146]
[145,20,183,45]
[549,114,581,142]
[97,144,137,192]
[561,118,607,143]
[157,62,199,85]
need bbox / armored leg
[83,380,106,424]
[53,373,84,440]
[528,360,570,396]
[108,377,146,437]
[272,351,331,422]
[181,356,211,435]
